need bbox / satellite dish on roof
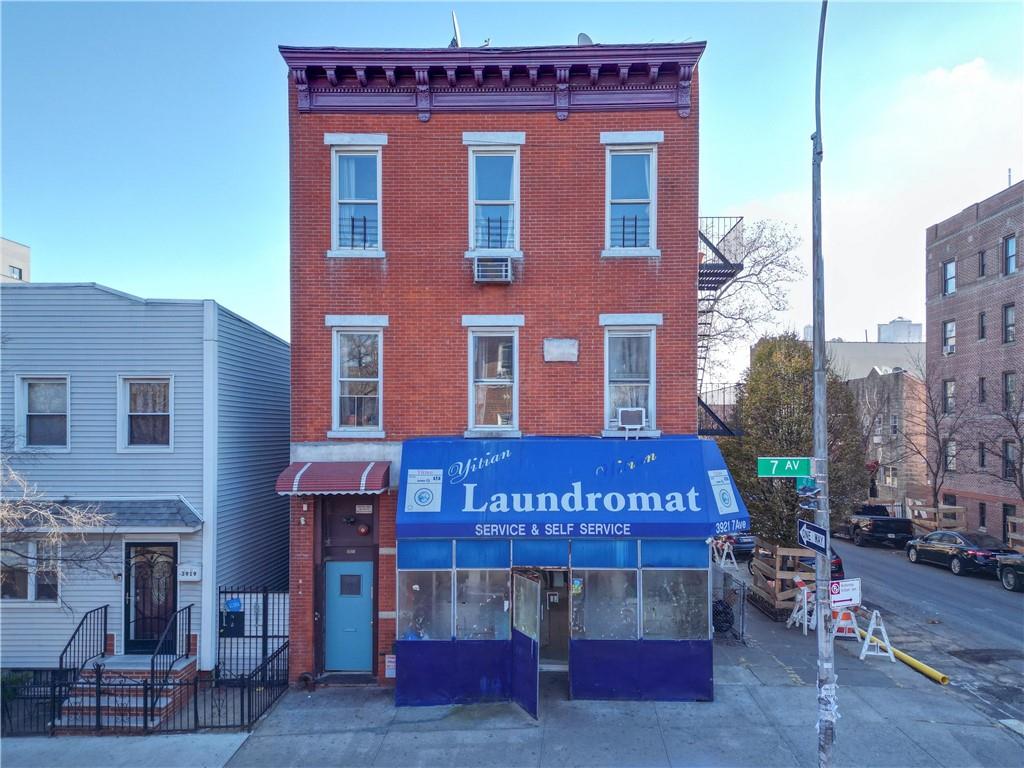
[578,32,594,46]
[450,11,462,48]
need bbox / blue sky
[3,2,1022,356]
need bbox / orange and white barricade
[859,609,896,663]
[786,575,815,635]
[831,608,859,640]
[713,539,739,571]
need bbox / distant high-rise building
[1,238,30,282]
[877,317,922,343]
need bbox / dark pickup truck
[835,506,915,548]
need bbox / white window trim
[331,328,385,439]
[600,131,665,145]
[465,144,523,259]
[1,540,60,604]
[466,328,520,437]
[603,144,660,259]
[328,145,386,259]
[326,315,390,328]
[116,375,175,453]
[602,326,659,438]
[13,374,71,453]
[461,314,524,328]
[463,131,526,146]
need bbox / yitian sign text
[397,437,749,539]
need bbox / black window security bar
[338,217,379,248]
[610,216,651,248]
[474,217,514,249]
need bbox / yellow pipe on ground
[855,628,950,685]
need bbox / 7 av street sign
[797,518,828,556]
[757,456,812,477]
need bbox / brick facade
[925,181,1023,541]
[284,46,704,683]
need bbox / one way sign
[797,519,828,556]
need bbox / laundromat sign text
[396,437,749,539]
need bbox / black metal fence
[0,642,289,737]
[217,586,289,679]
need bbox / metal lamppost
[811,2,837,766]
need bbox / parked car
[834,506,914,548]
[715,529,756,558]
[905,530,1017,576]
[997,554,1024,592]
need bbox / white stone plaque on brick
[544,338,579,362]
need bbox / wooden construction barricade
[748,541,817,621]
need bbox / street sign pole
[811,2,836,766]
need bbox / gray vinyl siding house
[0,283,290,671]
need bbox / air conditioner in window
[872,435,882,444]
[617,407,646,437]
[474,255,513,283]
[942,344,956,356]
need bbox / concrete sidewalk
[0,731,248,768]
[227,608,1022,768]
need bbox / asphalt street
[832,538,1024,727]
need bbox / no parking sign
[829,578,862,609]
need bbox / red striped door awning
[275,461,391,496]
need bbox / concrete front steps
[55,655,197,733]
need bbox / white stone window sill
[464,429,522,439]
[464,249,524,260]
[601,429,662,439]
[327,429,387,439]
[326,249,387,259]
[601,247,661,259]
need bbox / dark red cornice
[279,42,706,121]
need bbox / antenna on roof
[578,32,594,46]
[449,11,462,48]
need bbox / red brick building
[276,42,746,698]
[925,181,1022,546]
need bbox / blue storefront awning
[397,436,748,539]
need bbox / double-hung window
[1005,371,1019,411]
[943,439,957,472]
[467,328,518,434]
[978,312,987,340]
[16,376,69,451]
[325,133,386,258]
[942,379,956,414]
[601,314,661,434]
[333,329,383,435]
[1004,440,1020,482]
[942,320,956,354]
[941,260,956,295]
[1003,303,1016,344]
[1004,234,1017,275]
[1,541,58,602]
[604,148,660,258]
[465,134,522,256]
[118,376,172,450]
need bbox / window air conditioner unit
[474,255,513,283]
[617,407,646,436]
[872,435,882,444]
[942,344,955,356]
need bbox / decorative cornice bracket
[414,67,431,122]
[677,64,693,118]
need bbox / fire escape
[697,216,744,436]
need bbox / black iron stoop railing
[150,604,192,709]
[59,605,108,677]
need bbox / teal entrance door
[325,561,374,672]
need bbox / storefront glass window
[641,570,709,640]
[456,570,510,640]
[512,574,540,639]
[569,570,638,640]
[397,571,452,641]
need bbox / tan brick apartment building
[925,181,1022,545]
[275,41,750,709]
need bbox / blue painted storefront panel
[640,539,710,568]
[569,639,714,701]
[394,641,512,706]
[512,539,569,567]
[511,629,539,718]
[571,539,638,568]
[456,539,511,569]
[397,540,452,569]
[397,437,748,539]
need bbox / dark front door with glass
[124,543,177,654]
